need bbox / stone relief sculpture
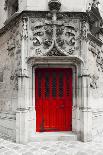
[6,23,22,90]
[90,74,99,89]
[7,37,15,57]
[10,70,18,90]
[21,17,28,40]
[81,21,88,41]
[29,13,79,57]
[88,41,103,72]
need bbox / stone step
[30,132,77,142]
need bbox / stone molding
[27,56,84,67]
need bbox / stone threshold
[30,131,77,142]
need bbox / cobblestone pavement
[0,135,103,155]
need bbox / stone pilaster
[80,73,92,142]
[16,75,30,144]
[16,108,29,144]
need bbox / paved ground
[0,135,103,155]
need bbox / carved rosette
[29,16,79,57]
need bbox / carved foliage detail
[29,17,78,56]
[56,25,76,54]
[30,19,53,56]
[10,70,18,90]
[46,46,66,56]
[6,23,22,90]
[21,17,28,40]
[88,41,103,72]
[90,75,99,89]
[81,21,88,40]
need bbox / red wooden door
[35,68,72,132]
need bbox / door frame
[16,56,92,143]
[32,62,80,135]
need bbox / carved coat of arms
[29,15,79,57]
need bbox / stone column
[79,20,92,142]
[80,73,92,142]
[16,75,30,144]
[16,16,31,144]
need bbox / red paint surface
[35,68,72,132]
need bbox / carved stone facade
[0,18,22,140]
[29,13,80,57]
[0,0,103,144]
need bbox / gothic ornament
[21,17,28,40]
[4,0,8,10]
[46,46,66,56]
[29,14,77,57]
[10,70,18,90]
[90,75,99,89]
[56,24,76,54]
[81,21,88,41]
[7,39,15,52]
[89,41,103,72]
[87,0,100,12]
[7,37,15,57]
[48,0,61,11]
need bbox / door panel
[35,68,72,132]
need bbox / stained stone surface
[0,135,103,155]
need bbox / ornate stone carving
[30,19,53,53]
[56,24,76,54]
[81,21,88,41]
[90,75,99,89]
[29,15,78,57]
[87,0,100,12]
[7,37,15,57]
[10,69,19,90]
[46,46,66,56]
[21,17,28,40]
[48,0,61,11]
[88,41,97,56]
[4,0,8,10]
[88,41,103,72]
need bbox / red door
[35,68,72,132]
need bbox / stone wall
[0,20,22,112]
[0,16,22,140]
[87,39,103,136]
[0,0,7,29]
